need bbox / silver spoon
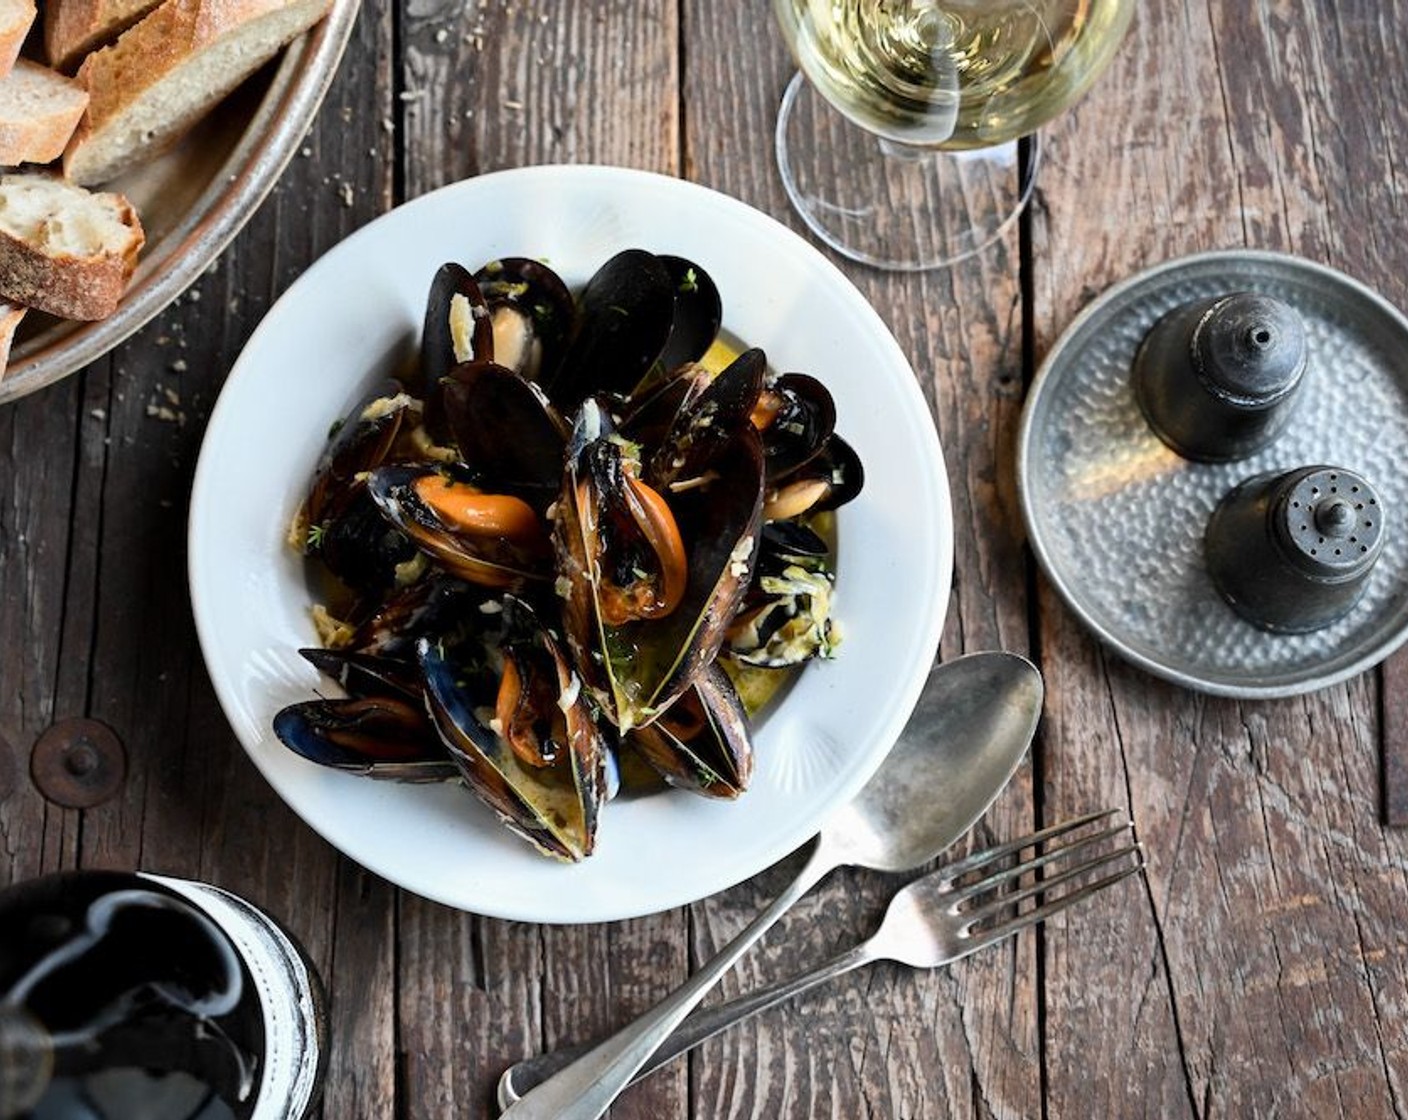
[498,650,1044,1120]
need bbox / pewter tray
[1017,250,1408,698]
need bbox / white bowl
[189,166,952,923]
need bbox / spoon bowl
[499,650,1043,1119]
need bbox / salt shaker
[1204,465,1385,632]
[1133,291,1307,461]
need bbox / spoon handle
[498,838,834,1120]
[498,938,877,1107]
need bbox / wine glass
[771,0,1135,270]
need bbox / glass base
[774,71,1041,271]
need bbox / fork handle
[498,837,833,1120]
[498,939,877,1108]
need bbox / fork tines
[940,808,1145,958]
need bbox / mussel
[474,257,576,383]
[368,464,553,589]
[417,597,611,862]
[555,398,764,730]
[726,520,839,668]
[624,663,753,798]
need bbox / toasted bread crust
[0,0,35,78]
[64,0,332,186]
[44,0,161,72]
[0,180,143,319]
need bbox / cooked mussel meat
[762,434,864,522]
[474,257,575,382]
[368,464,552,589]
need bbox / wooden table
[5,3,1408,1117]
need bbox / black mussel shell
[656,255,722,375]
[302,381,416,530]
[440,361,567,514]
[762,434,864,521]
[625,663,753,798]
[754,373,837,484]
[273,697,458,781]
[345,574,486,657]
[298,648,422,702]
[648,348,766,490]
[314,486,419,596]
[421,264,495,441]
[474,257,576,383]
[547,250,675,409]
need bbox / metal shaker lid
[1192,292,1307,406]
[1272,466,1384,580]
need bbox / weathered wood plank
[680,5,1040,1119]
[1034,3,1408,1118]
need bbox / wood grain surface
[4,2,1408,1118]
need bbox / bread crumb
[338,182,355,207]
[502,97,523,110]
[434,27,448,43]
[90,408,106,421]
[399,89,426,102]
[171,358,187,372]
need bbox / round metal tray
[0,0,359,406]
[1018,249,1408,698]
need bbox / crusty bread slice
[0,299,25,379]
[0,61,90,165]
[64,0,333,187]
[45,0,164,74]
[0,0,35,79]
[0,172,144,319]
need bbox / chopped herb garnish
[679,267,698,294]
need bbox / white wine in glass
[772,0,1135,269]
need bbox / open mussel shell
[656,255,722,375]
[547,249,676,410]
[440,361,567,514]
[301,381,417,532]
[556,400,766,731]
[298,647,421,702]
[474,257,576,383]
[762,434,864,522]
[726,520,838,668]
[647,347,766,489]
[420,264,496,441]
[344,573,485,658]
[273,697,458,782]
[416,599,611,863]
[754,373,837,484]
[367,464,553,590]
[625,663,753,798]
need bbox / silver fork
[498,808,1146,1108]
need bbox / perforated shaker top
[1275,467,1384,578]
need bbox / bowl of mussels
[190,165,952,922]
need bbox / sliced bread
[0,61,91,165]
[0,172,144,319]
[0,0,35,79]
[0,299,25,378]
[45,0,164,73]
[64,0,333,187]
